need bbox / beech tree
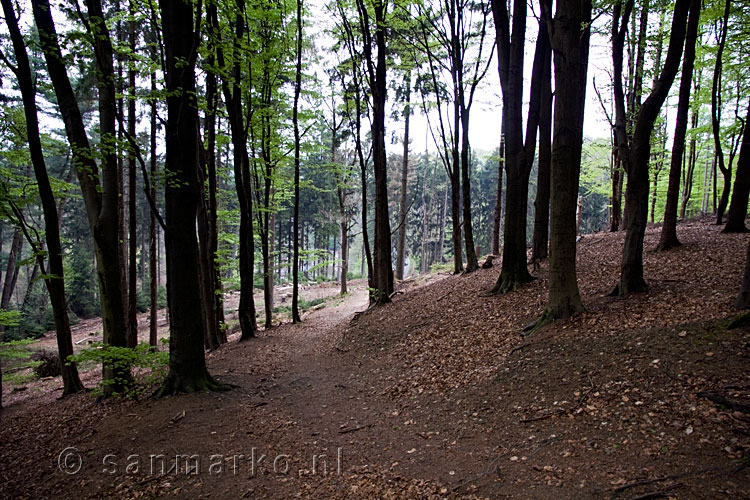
[32,0,131,393]
[490,0,550,293]
[1,0,84,395]
[612,0,690,296]
[538,0,591,324]
[154,0,224,395]
[657,0,702,250]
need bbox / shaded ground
[1,219,749,499]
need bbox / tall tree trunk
[2,0,83,394]
[212,0,257,340]
[532,47,552,264]
[396,70,411,280]
[155,0,224,396]
[490,0,548,293]
[438,182,448,264]
[492,115,504,255]
[357,0,392,304]
[127,0,138,348]
[149,70,158,347]
[615,0,690,296]
[680,87,700,219]
[33,0,131,394]
[420,156,434,273]
[724,103,750,233]
[292,0,303,323]
[657,0,701,250]
[712,0,732,225]
[541,0,591,323]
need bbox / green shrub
[68,340,169,398]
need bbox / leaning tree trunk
[33,0,130,394]
[712,0,731,225]
[657,0,701,250]
[616,0,690,296]
[2,0,83,394]
[155,0,224,396]
[724,104,750,233]
[541,0,591,324]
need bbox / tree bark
[541,0,591,323]
[155,0,224,396]
[490,0,549,293]
[149,69,158,347]
[712,0,732,225]
[127,0,138,348]
[724,103,750,233]
[396,70,411,280]
[33,0,130,394]
[292,0,303,322]
[615,0,690,296]
[2,0,84,394]
[211,0,257,340]
[532,46,552,264]
[492,115,504,255]
[656,0,701,250]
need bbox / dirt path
[1,220,749,499]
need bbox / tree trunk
[657,0,700,250]
[292,0,303,322]
[2,0,83,394]
[357,0,393,304]
[396,70,411,280]
[492,117,504,256]
[155,0,224,396]
[680,80,700,219]
[532,48,552,264]
[616,0,690,296]
[735,238,750,309]
[33,0,130,394]
[712,0,731,225]
[127,0,138,348]
[724,103,750,233]
[212,0,257,340]
[0,229,22,312]
[490,0,548,293]
[542,0,591,323]
[149,70,158,347]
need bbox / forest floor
[1,217,750,499]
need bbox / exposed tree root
[727,311,750,329]
[490,271,534,295]
[153,371,233,399]
[698,392,750,414]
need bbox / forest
[0,0,749,498]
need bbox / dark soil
[1,219,749,499]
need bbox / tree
[657,0,702,250]
[353,0,393,304]
[537,0,591,325]
[32,0,131,393]
[711,0,732,225]
[1,0,84,395]
[490,0,550,293]
[154,0,225,395]
[531,35,552,265]
[209,0,258,340]
[612,0,690,296]
[292,0,304,323]
[724,103,750,232]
